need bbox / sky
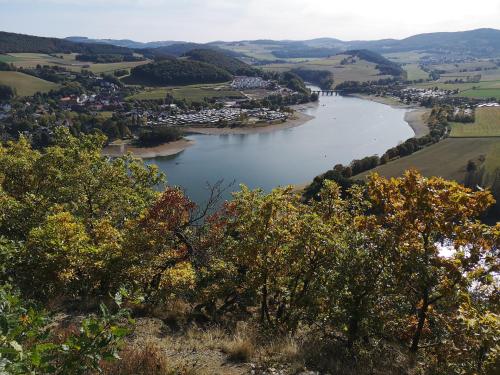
[1,0,500,42]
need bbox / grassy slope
[356,138,499,184]
[127,83,244,102]
[0,71,59,96]
[483,143,500,190]
[450,107,500,137]
[262,54,390,87]
[403,64,429,80]
[4,52,149,74]
[409,60,500,99]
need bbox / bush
[0,285,132,375]
[0,84,14,100]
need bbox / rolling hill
[0,31,132,55]
[183,49,258,75]
[125,58,233,86]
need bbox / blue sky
[1,0,499,42]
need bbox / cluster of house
[452,107,474,116]
[146,107,287,126]
[399,88,457,101]
[477,102,500,108]
[58,80,122,111]
[231,76,275,90]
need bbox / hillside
[0,31,132,55]
[66,36,182,49]
[212,28,500,59]
[261,50,399,87]
[0,71,59,96]
[183,48,258,75]
[345,49,405,77]
[126,58,233,86]
[55,28,500,61]
[1,132,497,375]
[386,28,500,55]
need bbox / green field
[262,54,390,87]
[127,83,244,102]
[403,64,429,80]
[431,60,498,74]
[450,107,500,137]
[0,71,59,96]
[2,53,149,74]
[79,61,148,74]
[458,88,500,99]
[383,52,429,64]
[412,77,500,99]
[0,54,20,63]
[356,138,499,184]
[484,143,500,178]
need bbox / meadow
[0,71,59,96]
[383,51,429,64]
[262,54,390,87]
[1,52,149,74]
[356,138,499,184]
[450,107,500,137]
[403,63,429,80]
[126,83,244,102]
[412,78,500,99]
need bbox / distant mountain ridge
[66,36,183,49]
[1,28,499,61]
[64,28,500,58]
[0,31,132,55]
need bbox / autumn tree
[367,170,497,361]
[0,128,164,300]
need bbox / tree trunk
[347,315,359,349]
[261,278,268,324]
[410,289,429,353]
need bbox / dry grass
[101,340,208,375]
[222,335,255,363]
[101,315,418,374]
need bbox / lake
[147,93,414,204]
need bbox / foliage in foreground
[0,130,498,374]
[0,285,131,374]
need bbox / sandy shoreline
[350,94,430,138]
[404,108,430,138]
[102,138,195,158]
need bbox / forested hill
[386,28,500,55]
[0,31,132,55]
[54,27,500,60]
[183,49,258,76]
[344,49,405,77]
[126,58,233,86]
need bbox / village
[148,107,287,126]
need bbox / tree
[366,170,496,358]
[0,84,14,100]
[0,128,164,300]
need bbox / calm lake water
[147,92,414,204]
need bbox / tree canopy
[0,132,498,374]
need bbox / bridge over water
[311,90,339,96]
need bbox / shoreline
[184,108,315,135]
[102,138,195,158]
[101,105,316,157]
[350,93,430,138]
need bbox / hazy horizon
[1,0,499,43]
